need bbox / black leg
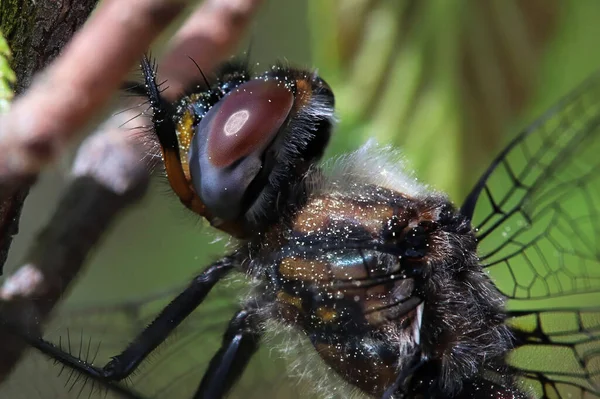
[0,320,146,399]
[194,306,261,399]
[103,256,236,380]
[29,255,237,383]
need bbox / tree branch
[0,0,262,387]
[0,0,100,276]
[160,0,263,99]
[1,0,98,94]
[0,118,149,384]
[0,0,263,273]
[0,0,187,188]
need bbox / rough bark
[0,0,99,274]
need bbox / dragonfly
[0,53,599,398]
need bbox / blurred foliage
[0,31,14,113]
[311,0,561,199]
[3,1,600,398]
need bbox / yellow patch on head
[176,110,195,179]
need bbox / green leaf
[0,31,15,113]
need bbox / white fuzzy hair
[313,140,431,200]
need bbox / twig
[0,0,187,188]
[0,0,263,274]
[0,0,185,275]
[0,186,30,274]
[0,0,262,387]
[0,0,99,276]
[0,114,150,383]
[159,0,264,100]
[1,1,98,95]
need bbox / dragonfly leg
[193,305,261,399]
[28,254,239,384]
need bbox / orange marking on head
[293,78,313,110]
[162,147,248,238]
[162,148,198,206]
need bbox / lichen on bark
[0,32,15,113]
[0,0,97,93]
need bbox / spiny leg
[1,321,146,399]
[194,305,261,399]
[138,55,210,219]
[29,255,238,384]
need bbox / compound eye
[207,79,294,167]
[188,79,294,221]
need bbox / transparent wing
[463,72,600,300]
[0,284,312,399]
[508,308,600,399]
[462,72,600,398]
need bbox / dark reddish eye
[207,79,294,167]
[188,79,295,222]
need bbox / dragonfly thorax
[240,147,515,397]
